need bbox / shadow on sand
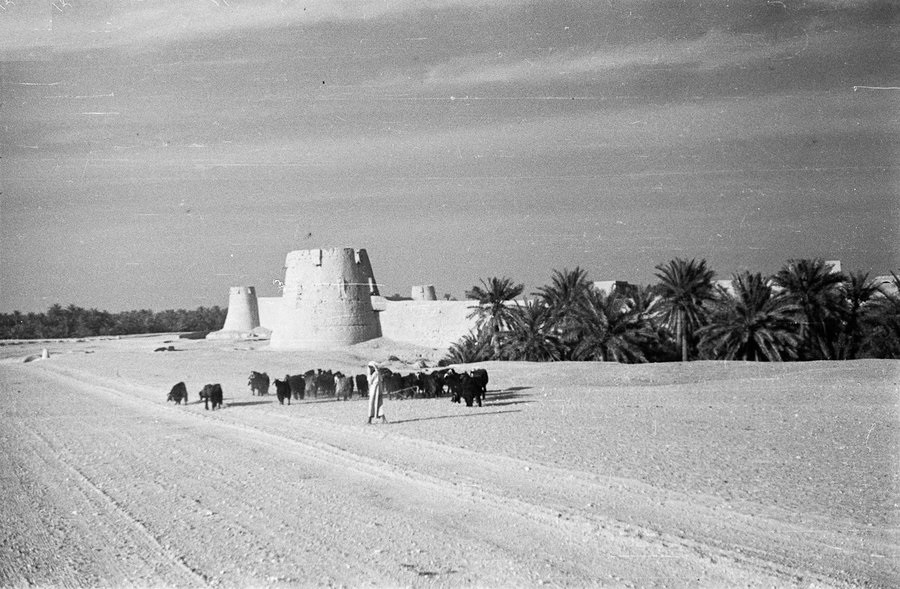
[290,397,355,404]
[388,408,522,425]
[484,387,533,402]
[226,399,276,407]
[482,399,531,408]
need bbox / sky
[1,0,898,313]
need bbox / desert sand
[0,334,897,588]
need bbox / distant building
[591,280,635,295]
[873,275,899,299]
[714,280,735,296]
[592,280,616,294]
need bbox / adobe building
[874,275,899,299]
[592,280,616,294]
[269,248,382,349]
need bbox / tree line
[449,258,900,364]
[0,304,227,339]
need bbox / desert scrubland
[0,334,897,588]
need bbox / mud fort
[206,247,475,350]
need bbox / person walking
[366,361,387,424]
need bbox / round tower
[269,248,382,349]
[220,286,261,332]
[411,284,437,301]
[207,286,261,339]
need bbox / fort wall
[375,297,475,349]
[258,295,476,350]
[257,297,284,332]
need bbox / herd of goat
[166,366,489,411]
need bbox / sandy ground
[0,334,897,588]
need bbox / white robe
[367,367,385,419]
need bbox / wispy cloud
[0,0,520,52]
[423,28,821,88]
[50,86,884,183]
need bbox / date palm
[613,282,659,318]
[534,267,593,359]
[859,271,900,359]
[772,259,846,360]
[502,299,564,361]
[619,283,676,362]
[838,271,882,359]
[444,330,492,365]
[465,277,524,358]
[572,288,651,363]
[698,272,800,361]
[653,258,717,361]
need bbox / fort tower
[411,284,437,301]
[207,286,261,339]
[269,248,382,349]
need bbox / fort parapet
[269,248,382,349]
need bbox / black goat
[198,383,224,410]
[248,371,270,396]
[167,381,188,405]
[273,378,292,405]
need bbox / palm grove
[0,305,227,340]
[448,258,900,364]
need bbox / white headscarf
[367,361,383,389]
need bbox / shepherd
[366,361,387,424]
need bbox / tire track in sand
[223,411,862,588]
[28,361,869,587]
[7,417,211,587]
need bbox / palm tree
[465,277,524,359]
[772,258,846,360]
[7,310,26,339]
[535,266,593,315]
[502,299,564,361]
[44,303,69,338]
[443,330,492,365]
[653,258,717,361]
[838,271,882,359]
[859,271,900,359]
[620,283,677,362]
[534,267,593,359]
[698,272,801,361]
[613,282,658,317]
[572,288,652,363]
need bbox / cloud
[57,85,886,183]
[422,28,831,89]
[4,0,892,55]
[0,0,521,53]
